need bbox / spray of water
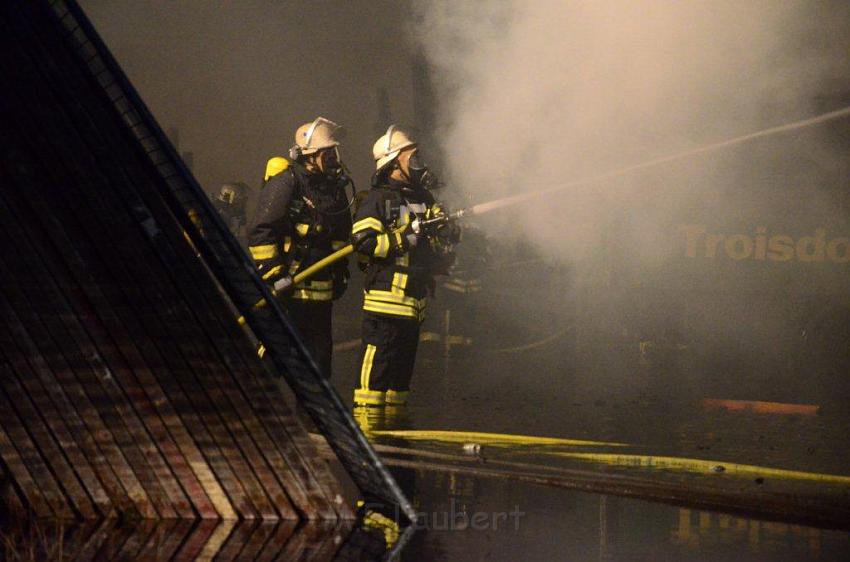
[464,105,850,218]
[415,0,850,262]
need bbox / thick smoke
[416,0,849,265]
[415,1,850,395]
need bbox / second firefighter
[247,117,352,378]
[351,125,460,406]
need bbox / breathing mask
[313,146,344,180]
[406,152,439,190]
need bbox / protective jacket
[248,159,351,301]
[351,178,452,322]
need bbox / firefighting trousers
[284,298,333,378]
[355,313,420,406]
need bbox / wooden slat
[0,412,53,518]
[0,386,63,518]
[0,456,27,518]
[0,352,97,520]
[305,522,350,562]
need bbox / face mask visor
[317,146,343,177]
[407,151,439,190]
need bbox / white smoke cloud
[416,0,848,264]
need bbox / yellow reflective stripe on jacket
[300,279,332,290]
[291,278,333,301]
[283,236,292,253]
[331,240,347,250]
[249,244,278,260]
[374,233,390,258]
[365,271,418,305]
[262,265,283,280]
[295,223,310,237]
[292,289,333,301]
[365,291,425,309]
[363,299,426,321]
[362,268,422,318]
[352,217,384,234]
[363,299,420,319]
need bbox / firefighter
[212,182,249,240]
[247,117,352,378]
[351,125,460,406]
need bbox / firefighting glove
[255,259,293,294]
[403,219,423,248]
[273,275,295,295]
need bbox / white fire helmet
[294,117,341,156]
[372,124,416,171]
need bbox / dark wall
[79,0,421,201]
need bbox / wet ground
[3,492,847,561]
[326,338,850,560]
[323,263,850,560]
[392,469,850,561]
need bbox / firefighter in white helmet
[350,125,460,406]
[247,117,353,378]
